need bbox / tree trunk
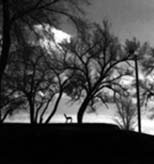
[77,96,91,123]
[45,92,63,124]
[28,97,35,124]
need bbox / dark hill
[0,123,154,164]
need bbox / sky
[66,0,154,46]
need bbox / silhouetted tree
[5,44,57,124]
[4,39,76,123]
[114,93,136,131]
[61,20,134,123]
[43,48,75,123]
[0,77,26,122]
[139,44,154,119]
[0,0,90,109]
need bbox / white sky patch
[146,73,154,83]
[51,27,71,44]
[38,91,45,97]
[138,71,145,80]
[34,24,71,50]
[119,67,146,87]
[120,75,134,86]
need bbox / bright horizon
[5,96,154,136]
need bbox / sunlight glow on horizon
[5,112,154,135]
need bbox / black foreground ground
[0,123,154,164]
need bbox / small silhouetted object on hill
[64,113,73,123]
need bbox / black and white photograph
[1,0,154,163]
